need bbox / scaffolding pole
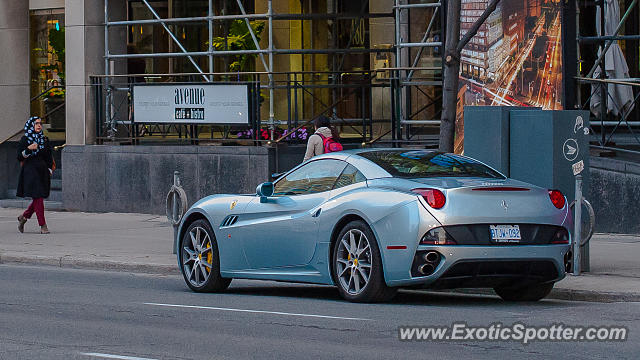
[100,0,441,146]
[577,0,640,148]
[393,0,443,142]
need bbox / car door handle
[312,208,322,217]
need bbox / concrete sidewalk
[1,207,638,302]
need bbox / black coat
[16,135,53,199]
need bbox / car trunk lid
[409,178,568,226]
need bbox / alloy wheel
[336,229,372,295]
[182,226,213,287]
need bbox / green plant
[47,27,65,84]
[210,20,265,72]
[45,87,65,100]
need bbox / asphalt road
[1,265,638,360]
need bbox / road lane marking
[143,302,372,321]
[79,353,158,360]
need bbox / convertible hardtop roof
[341,148,440,157]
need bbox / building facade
[3,0,443,147]
[460,0,504,82]
[0,0,444,212]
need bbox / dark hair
[314,115,340,139]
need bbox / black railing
[31,85,66,129]
[90,69,443,147]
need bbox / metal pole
[361,85,366,142]
[331,0,337,118]
[599,2,607,145]
[141,0,208,81]
[107,47,391,58]
[576,0,582,107]
[172,171,180,254]
[236,0,272,80]
[390,73,396,144]
[107,14,269,26]
[287,74,292,128]
[268,0,275,139]
[407,6,440,82]
[573,175,583,275]
[208,0,214,82]
[105,0,111,137]
[294,80,299,127]
[394,0,404,141]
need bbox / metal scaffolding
[576,0,640,151]
[98,0,444,145]
[392,0,443,142]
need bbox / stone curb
[2,255,639,302]
[0,254,179,275]
[546,288,640,303]
[440,286,640,303]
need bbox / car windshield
[358,150,505,179]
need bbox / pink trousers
[23,198,46,226]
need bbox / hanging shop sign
[133,83,249,124]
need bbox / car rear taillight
[548,190,565,209]
[412,188,446,209]
[551,228,570,244]
[420,227,457,245]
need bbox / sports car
[176,149,572,302]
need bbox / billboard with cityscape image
[455,0,563,153]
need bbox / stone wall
[0,142,21,198]
[62,145,271,214]
[589,157,640,235]
[0,1,29,140]
[0,144,8,198]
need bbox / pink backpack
[318,133,343,153]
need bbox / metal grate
[220,215,239,228]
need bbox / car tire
[332,220,397,303]
[179,219,231,292]
[494,282,554,302]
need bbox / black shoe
[18,215,27,233]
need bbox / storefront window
[126,0,255,76]
[30,8,65,133]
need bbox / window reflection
[30,8,65,134]
[126,0,255,76]
[274,159,347,196]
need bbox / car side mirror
[256,182,274,203]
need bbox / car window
[358,150,505,179]
[333,164,366,189]
[273,159,347,196]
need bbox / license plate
[490,225,521,243]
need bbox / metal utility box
[509,110,590,202]
[463,107,511,176]
[464,106,535,176]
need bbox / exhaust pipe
[565,250,573,273]
[423,251,440,264]
[418,263,436,276]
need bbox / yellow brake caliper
[205,242,212,273]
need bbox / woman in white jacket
[303,116,340,162]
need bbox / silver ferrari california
[176,149,572,302]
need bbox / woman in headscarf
[16,116,53,234]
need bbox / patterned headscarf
[24,116,45,155]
